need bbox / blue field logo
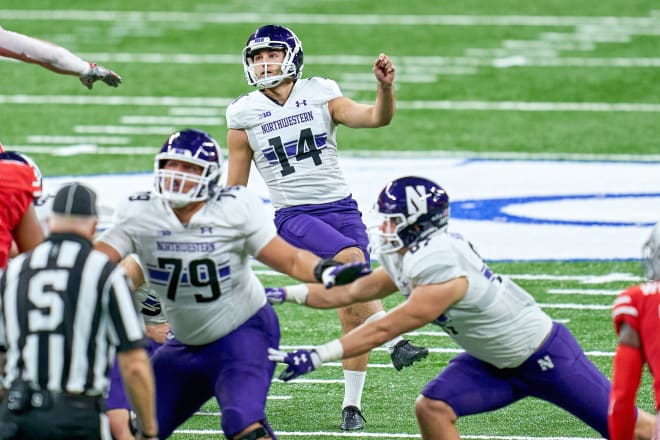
[452,193,660,227]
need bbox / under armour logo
[293,353,308,365]
[537,354,555,371]
[200,227,213,234]
[295,100,307,107]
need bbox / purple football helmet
[372,176,449,253]
[0,150,43,198]
[154,129,222,207]
[242,24,304,89]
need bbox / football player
[94,128,370,440]
[0,24,121,89]
[609,222,660,440]
[225,24,427,430]
[266,175,656,440]
[0,151,44,404]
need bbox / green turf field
[1,1,658,438]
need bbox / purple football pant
[152,304,280,439]
[274,195,370,261]
[106,339,163,410]
[421,322,611,438]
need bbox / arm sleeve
[0,26,89,74]
[608,343,644,440]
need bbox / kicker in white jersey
[226,77,350,209]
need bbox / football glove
[79,62,122,90]
[313,259,371,288]
[268,348,322,381]
[265,287,287,304]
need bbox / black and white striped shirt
[0,233,148,395]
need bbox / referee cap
[52,182,98,217]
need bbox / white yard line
[0,9,657,27]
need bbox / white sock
[365,310,403,354]
[342,370,366,409]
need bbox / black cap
[52,182,98,217]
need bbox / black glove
[313,258,371,288]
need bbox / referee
[0,182,158,440]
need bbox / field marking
[548,288,620,295]
[256,267,643,283]
[3,52,657,69]
[279,346,616,358]
[2,94,660,113]
[13,144,660,162]
[0,9,657,27]
[175,428,603,439]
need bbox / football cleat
[390,340,429,371]
[340,405,365,431]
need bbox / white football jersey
[378,229,552,369]
[97,186,276,345]
[226,77,350,209]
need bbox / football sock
[342,370,366,409]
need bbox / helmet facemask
[155,155,220,208]
[153,129,223,208]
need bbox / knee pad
[234,426,269,440]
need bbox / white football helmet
[643,222,660,280]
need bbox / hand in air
[80,62,122,89]
[268,348,322,381]
[373,53,395,85]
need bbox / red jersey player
[609,222,660,440]
[0,151,44,269]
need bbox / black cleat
[340,405,366,431]
[390,339,429,371]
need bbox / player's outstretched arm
[256,236,371,287]
[0,26,121,89]
[265,267,397,307]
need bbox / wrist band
[315,339,344,362]
[285,284,309,304]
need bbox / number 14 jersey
[226,77,350,209]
